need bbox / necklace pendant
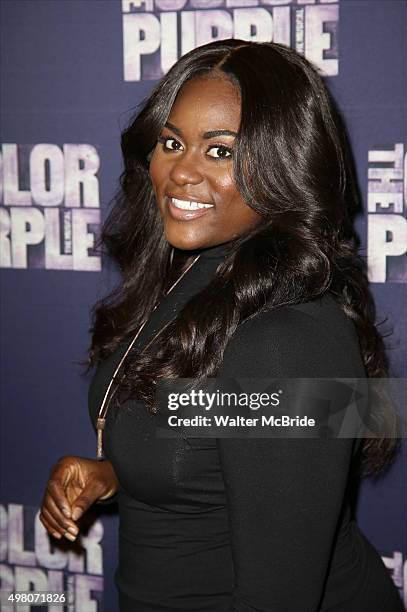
[97,417,105,460]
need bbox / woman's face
[149,74,262,251]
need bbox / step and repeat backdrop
[1,1,406,610]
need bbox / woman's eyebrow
[164,121,237,139]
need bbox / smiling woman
[40,39,404,612]
[149,74,261,250]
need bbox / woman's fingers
[39,510,62,539]
[40,456,117,543]
[41,494,79,539]
[40,507,77,541]
[46,476,72,518]
[45,492,78,531]
[71,489,97,521]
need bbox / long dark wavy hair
[85,39,398,476]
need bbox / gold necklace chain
[96,253,201,459]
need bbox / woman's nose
[169,153,204,186]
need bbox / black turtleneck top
[88,242,403,612]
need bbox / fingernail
[52,532,62,539]
[71,508,81,521]
[64,531,76,542]
[68,526,78,535]
[61,507,71,518]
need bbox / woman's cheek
[150,154,168,189]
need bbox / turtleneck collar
[181,240,234,260]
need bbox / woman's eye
[207,145,232,159]
[157,137,232,159]
[158,136,183,151]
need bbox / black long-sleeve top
[88,242,403,611]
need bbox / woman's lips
[166,196,214,221]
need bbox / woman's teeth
[171,197,213,210]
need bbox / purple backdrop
[1,1,406,610]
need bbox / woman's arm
[217,306,359,611]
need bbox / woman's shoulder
[219,293,366,378]
[228,292,355,346]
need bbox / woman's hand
[39,456,119,541]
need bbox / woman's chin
[165,231,210,253]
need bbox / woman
[40,40,404,611]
